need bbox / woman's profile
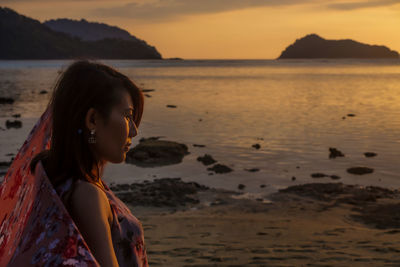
[0,59,148,266]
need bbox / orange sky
[1,0,400,59]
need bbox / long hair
[30,59,144,188]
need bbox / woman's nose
[129,120,138,137]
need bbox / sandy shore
[117,180,400,266]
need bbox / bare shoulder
[69,180,113,226]
[70,180,106,204]
[68,180,119,266]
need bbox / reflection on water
[0,59,399,193]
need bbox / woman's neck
[88,161,106,181]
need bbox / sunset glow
[1,0,400,59]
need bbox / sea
[0,59,399,196]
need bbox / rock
[207,164,233,174]
[238,184,245,190]
[291,176,296,181]
[0,161,12,167]
[110,183,131,191]
[39,90,48,94]
[351,203,400,229]
[364,152,377,158]
[6,120,22,129]
[166,105,177,108]
[125,137,190,167]
[244,168,259,172]
[197,154,217,166]
[311,173,328,178]
[260,184,266,188]
[142,89,155,92]
[144,94,152,98]
[347,114,356,117]
[311,173,340,179]
[193,144,206,147]
[0,97,14,104]
[274,183,400,230]
[252,144,261,149]
[329,147,345,158]
[111,177,209,207]
[276,183,399,203]
[12,114,20,118]
[347,167,374,175]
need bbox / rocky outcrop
[278,34,399,59]
[125,137,190,167]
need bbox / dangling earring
[88,129,96,144]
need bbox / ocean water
[1,59,400,195]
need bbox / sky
[1,0,400,59]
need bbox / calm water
[1,59,400,195]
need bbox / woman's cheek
[118,118,129,143]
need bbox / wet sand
[119,181,400,266]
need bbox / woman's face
[90,89,138,164]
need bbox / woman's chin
[108,155,125,164]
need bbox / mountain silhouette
[0,7,162,59]
[44,18,142,42]
[278,34,399,59]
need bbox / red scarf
[0,105,100,266]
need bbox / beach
[113,179,400,266]
[1,59,400,266]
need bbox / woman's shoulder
[70,179,109,208]
[68,179,114,227]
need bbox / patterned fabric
[0,104,148,266]
[56,178,148,267]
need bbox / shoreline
[113,178,400,266]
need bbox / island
[278,34,399,59]
[0,7,162,59]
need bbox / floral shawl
[0,104,100,266]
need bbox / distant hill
[278,34,399,59]
[44,18,142,42]
[0,7,162,59]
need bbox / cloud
[89,0,315,21]
[327,0,400,10]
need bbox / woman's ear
[85,108,98,131]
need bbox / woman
[0,59,148,266]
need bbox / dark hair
[30,59,144,188]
